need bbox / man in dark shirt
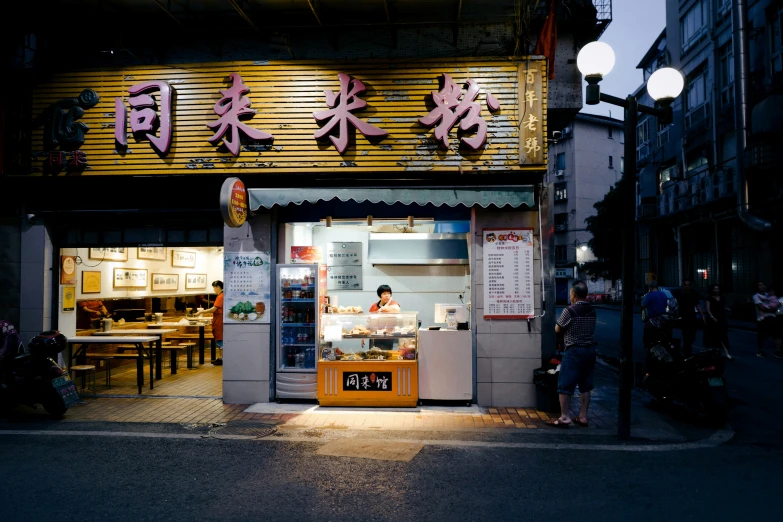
[547,280,597,428]
[674,279,706,356]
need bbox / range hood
[368,233,469,265]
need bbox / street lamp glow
[646,67,685,102]
[580,245,588,251]
[576,41,616,78]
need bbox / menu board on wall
[326,242,362,266]
[482,229,534,319]
[224,252,271,323]
[326,266,362,290]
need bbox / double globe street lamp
[576,41,684,440]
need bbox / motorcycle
[643,326,729,427]
[0,330,79,419]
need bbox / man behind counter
[78,300,110,329]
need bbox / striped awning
[248,187,535,210]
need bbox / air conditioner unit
[555,169,564,177]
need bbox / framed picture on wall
[172,250,196,268]
[151,273,179,291]
[138,247,167,261]
[82,271,101,294]
[185,273,208,290]
[89,247,127,262]
[113,268,148,289]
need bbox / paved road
[0,426,779,521]
[557,306,783,447]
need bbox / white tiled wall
[310,226,470,327]
[223,215,273,404]
[472,209,543,407]
[19,224,52,343]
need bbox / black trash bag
[533,366,561,414]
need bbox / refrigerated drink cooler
[275,264,319,399]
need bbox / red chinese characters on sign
[207,73,273,156]
[419,74,490,150]
[115,81,174,155]
[313,73,388,154]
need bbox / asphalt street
[0,426,779,521]
[0,310,779,521]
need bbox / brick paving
[58,354,616,431]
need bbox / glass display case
[319,312,418,361]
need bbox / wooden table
[92,329,178,380]
[66,336,158,394]
[146,322,213,364]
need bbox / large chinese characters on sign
[208,73,274,156]
[32,59,546,173]
[313,73,388,154]
[115,81,174,155]
[419,73,500,150]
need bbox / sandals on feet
[546,418,572,429]
[573,417,589,427]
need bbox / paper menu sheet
[482,229,535,319]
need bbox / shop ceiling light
[407,216,414,228]
[325,216,332,228]
[367,215,373,228]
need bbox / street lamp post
[576,42,684,440]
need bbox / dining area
[66,314,222,399]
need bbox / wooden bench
[165,334,217,365]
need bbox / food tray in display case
[319,312,418,362]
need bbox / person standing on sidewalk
[752,282,781,358]
[196,280,224,365]
[704,283,731,360]
[673,279,706,357]
[547,280,597,428]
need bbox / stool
[70,365,97,399]
[180,342,197,369]
[101,357,114,388]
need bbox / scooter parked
[643,327,729,427]
[0,329,78,419]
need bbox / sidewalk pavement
[1,360,709,444]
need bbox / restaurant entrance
[56,239,225,399]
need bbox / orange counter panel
[318,360,418,407]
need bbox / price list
[483,229,534,319]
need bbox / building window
[660,164,678,185]
[685,65,709,128]
[637,117,650,161]
[657,120,671,148]
[556,152,566,170]
[609,156,614,169]
[719,41,734,107]
[681,0,707,54]
[771,6,783,76]
[555,245,568,262]
[554,213,568,233]
[554,182,567,202]
[608,126,613,139]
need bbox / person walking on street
[674,279,706,357]
[641,280,674,349]
[752,282,781,358]
[196,280,224,365]
[547,280,597,428]
[704,283,731,360]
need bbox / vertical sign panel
[518,62,546,165]
[483,229,535,319]
[224,252,271,323]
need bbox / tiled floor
[71,353,223,398]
